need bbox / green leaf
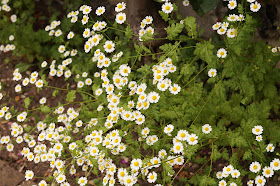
[15,63,33,73]
[24,97,31,109]
[46,176,53,182]
[189,0,221,16]
[199,175,216,186]
[184,17,197,38]
[52,90,59,97]
[23,126,32,132]
[66,90,76,102]
[141,32,153,41]
[194,39,217,66]
[243,150,252,160]
[166,23,184,40]
[125,24,133,40]
[159,10,169,22]
[41,105,51,113]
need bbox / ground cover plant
[0,0,280,185]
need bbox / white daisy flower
[272,47,277,53]
[231,169,240,178]
[39,97,46,104]
[83,6,92,15]
[96,6,105,16]
[15,84,22,92]
[252,125,263,135]
[202,124,212,134]
[208,68,217,77]
[227,28,236,38]
[255,175,266,186]
[169,84,181,95]
[36,79,44,88]
[147,91,160,103]
[115,2,126,12]
[218,180,227,186]
[25,170,34,181]
[147,171,157,183]
[212,22,221,30]
[216,171,223,179]
[262,166,274,178]
[78,177,88,186]
[104,40,115,53]
[162,2,173,14]
[173,142,184,154]
[250,161,261,173]
[183,0,190,6]
[228,0,237,10]
[247,180,254,186]
[223,164,234,174]
[250,2,261,12]
[187,133,198,145]
[217,48,227,58]
[116,12,126,24]
[270,158,280,171]
[266,143,275,152]
[256,135,263,142]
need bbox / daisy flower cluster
[223,0,261,13]
[213,0,254,39]
[45,20,62,37]
[139,15,154,41]
[0,104,11,120]
[0,42,16,53]
[0,0,11,12]
[13,68,44,94]
[115,2,126,24]
[0,135,14,152]
[216,164,240,186]
[172,129,198,154]
[252,125,263,142]
[271,46,280,53]
[152,58,181,95]
[248,159,280,186]
[0,2,203,184]
[0,1,16,54]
